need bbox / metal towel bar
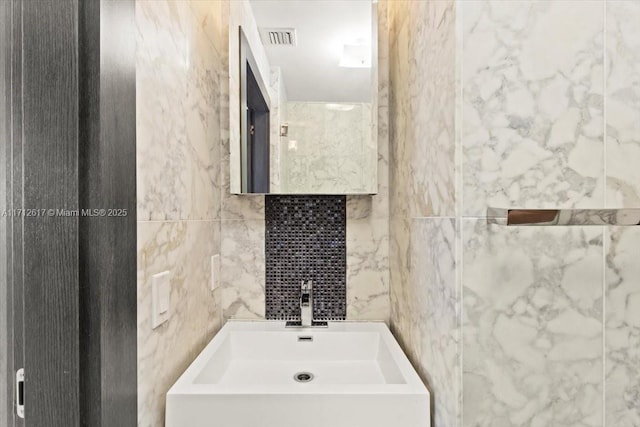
[487,208,640,226]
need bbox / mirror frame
[239,26,272,193]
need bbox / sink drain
[293,372,314,383]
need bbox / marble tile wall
[462,1,605,216]
[136,1,225,426]
[387,1,460,427]
[463,222,604,426]
[458,1,640,426]
[221,0,391,324]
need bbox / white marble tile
[463,219,603,427]
[389,218,411,347]
[605,226,640,427]
[220,183,265,219]
[372,0,391,220]
[346,218,390,321]
[137,0,222,221]
[413,218,459,427]
[388,0,457,219]
[220,219,265,320]
[137,220,221,427]
[462,1,605,216]
[606,1,640,208]
[389,217,460,426]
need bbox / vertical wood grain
[21,0,80,425]
[8,1,24,426]
[0,0,10,424]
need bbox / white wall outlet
[211,255,220,291]
[151,271,170,329]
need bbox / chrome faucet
[300,280,313,327]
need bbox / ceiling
[249,0,373,103]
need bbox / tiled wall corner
[387,1,460,426]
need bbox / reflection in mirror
[230,0,378,194]
[240,28,271,193]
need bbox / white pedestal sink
[166,320,430,427]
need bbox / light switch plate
[151,271,170,329]
[211,255,220,291]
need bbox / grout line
[603,226,607,426]
[458,220,464,427]
[458,3,465,426]
[602,3,607,424]
[603,0,608,209]
[411,216,458,220]
[137,219,224,224]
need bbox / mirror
[229,0,378,194]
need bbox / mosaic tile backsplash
[265,195,346,321]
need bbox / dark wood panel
[1,0,10,424]
[78,0,137,426]
[9,1,24,426]
[21,0,80,425]
[77,1,101,424]
[5,1,137,426]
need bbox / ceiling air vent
[260,28,297,46]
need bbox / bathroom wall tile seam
[457,2,464,426]
[602,3,607,423]
[137,219,221,224]
[603,0,608,210]
[602,224,607,427]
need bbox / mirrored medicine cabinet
[230,0,379,195]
